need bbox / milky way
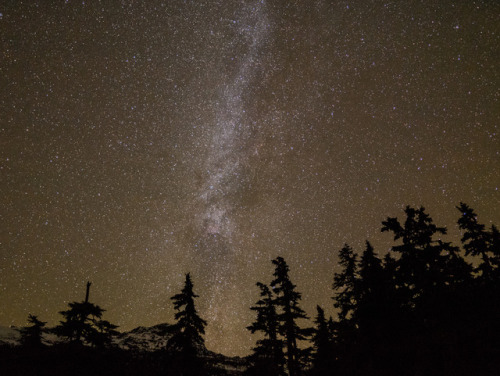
[193,0,271,342]
[1,0,498,356]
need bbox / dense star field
[1,1,498,356]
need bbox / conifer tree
[457,202,498,279]
[168,273,207,375]
[326,316,336,340]
[311,306,333,376]
[271,257,311,376]
[332,244,358,322]
[491,225,500,276]
[381,206,447,303]
[247,282,285,376]
[55,282,117,347]
[356,242,385,331]
[456,204,500,371]
[169,273,207,348]
[90,319,120,348]
[18,314,46,348]
[332,244,362,372]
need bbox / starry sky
[1,0,499,357]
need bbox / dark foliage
[0,344,169,376]
[271,257,313,376]
[54,283,118,348]
[246,282,285,376]
[329,204,500,376]
[167,273,208,376]
[3,204,499,376]
[247,257,311,376]
[310,306,335,376]
[18,314,47,348]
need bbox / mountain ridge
[0,323,247,375]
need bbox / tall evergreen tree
[90,319,120,348]
[271,257,311,376]
[355,242,401,373]
[168,273,207,376]
[332,242,359,367]
[55,282,117,347]
[326,204,500,375]
[457,202,499,279]
[247,282,285,376]
[18,314,46,348]
[491,225,500,276]
[311,306,334,376]
[56,300,105,344]
[381,206,448,304]
[356,242,385,332]
[332,244,358,322]
[456,204,500,371]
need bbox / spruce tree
[356,242,385,331]
[270,257,311,376]
[457,202,498,279]
[332,244,358,322]
[311,306,333,376]
[90,319,119,348]
[247,282,285,376]
[332,244,360,372]
[168,273,207,375]
[56,300,104,344]
[381,206,447,304]
[355,242,395,373]
[456,204,500,371]
[18,314,46,348]
[55,282,117,347]
[491,225,500,276]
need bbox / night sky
[1,0,498,357]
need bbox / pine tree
[247,282,285,376]
[18,314,46,348]
[332,244,358,322]
[491,225,500,277]
[311,306,334,376]
[456,204,500,372]
[56,300,104,344]
[168,273,207,375]
[457,202,498,279]
[55,281,117,347]
[90,319,120,348]
[169,273,207,347]
[356,242,385,331]
[326,316,336,341]
[381,206,447,304]
[332,242,359,359]
[271,257,311,376]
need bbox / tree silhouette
[457,202,499,279]
[310,306,334,376]
[455,203,500,374]
[56,300,106,345]
[270,257,311,376]
[5,203,500,376]
[18,314,46,348]
[355,242,385,335]
[247,282,285,376]
[54,282,117,347]
[167,273,207,376]
[332,244,358,322]
[332,243,359,362]
[89,319,119,348]
[381,206,449,306]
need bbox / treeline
[245,203,500,376]
[3,274,211,376]
[3,203,500,376]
